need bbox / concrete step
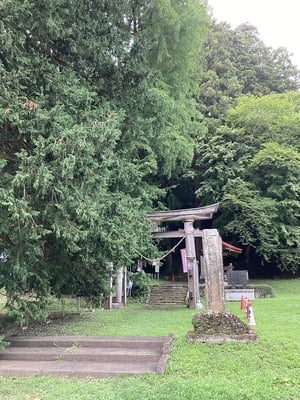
[0,360,159,378]
[0,347,162,362]
[6,335,168,349]
[0,335,173,378]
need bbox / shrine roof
[147,203,219,222]
[222,240,243,254]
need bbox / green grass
[0,279,299,400]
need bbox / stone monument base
[186,331,257,344]
[112,302,124,309]
[225,288,255,301]
[186,310,258,344]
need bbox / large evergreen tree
[197,21,300,127]
[0,0,208,321]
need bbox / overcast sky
[208,0,300,68]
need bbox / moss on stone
[192,311,252,335]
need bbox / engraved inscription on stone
[227,270,249,288]
[202,229,225,312]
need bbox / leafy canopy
[0,0,208,322]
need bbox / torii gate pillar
[184,220,203,309]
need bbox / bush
[127,271,154,301]
[5,298,49,327]
[0,335,9,349]
[248,284,275,298]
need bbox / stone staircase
[0,335,173,378]
[147,283,188,306]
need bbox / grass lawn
[0,279,299,400]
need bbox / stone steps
[0,360,159,378]
[5,335,167,349]
[0,346,162,362]
[0,335,173,378]
[148,284,188,306]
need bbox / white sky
[208,0,300,68]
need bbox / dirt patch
[0,312,88,337]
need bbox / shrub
[127,271,154,300]
[248,284,275,298]
[0,335,9,349]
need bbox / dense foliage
[195,93,300,275]
[192,21,300,276]
[0,1,299,322]
[0,0,207,322]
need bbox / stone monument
[202,229,225,312]
[187,229,257,343]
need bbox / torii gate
[147,203,225,311]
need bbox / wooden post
[106,262,113,310]
[123,267,127,306]
[202,229,225,312]
[77,297,81,314]
[184,219,203,309]
[116,267,123,304]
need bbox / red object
[240,296,246,310]
[222,240,242,254]
[171,274,176,281]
